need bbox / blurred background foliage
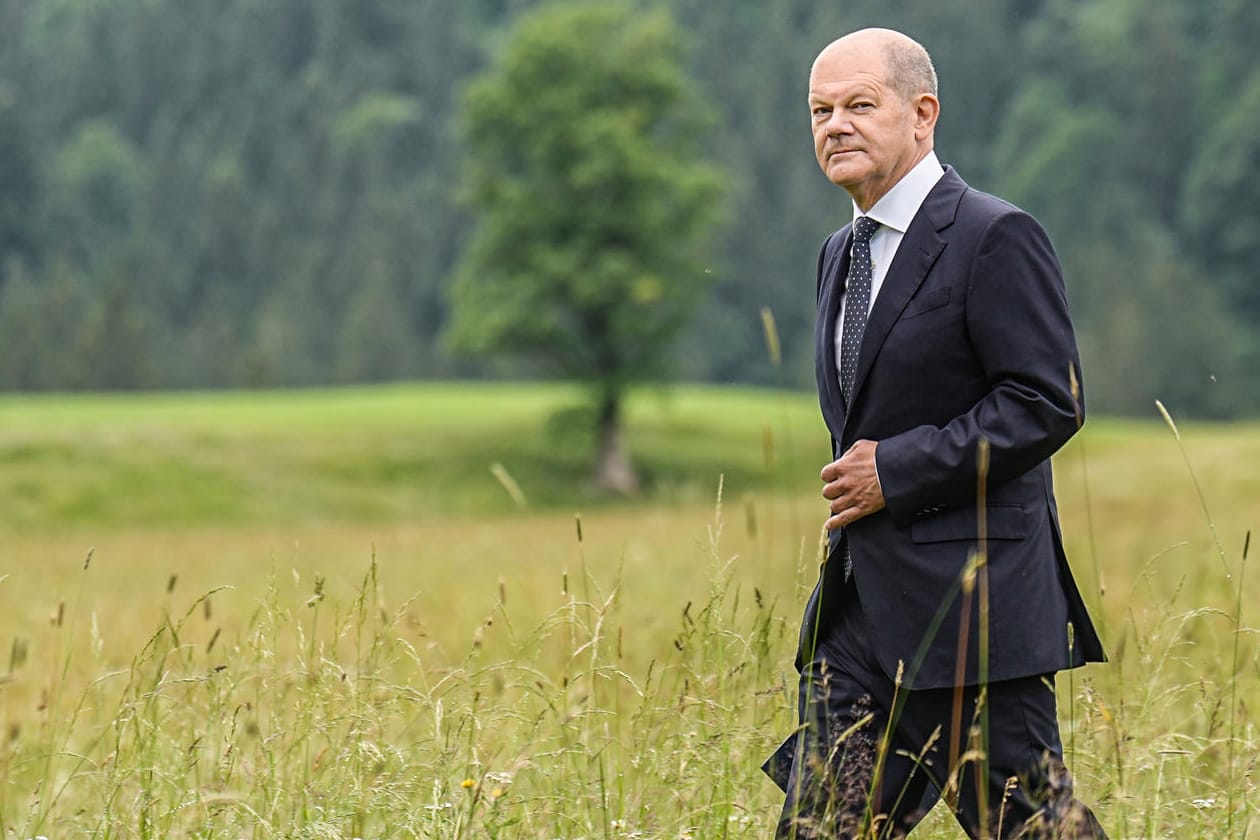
[0,0,1255,418]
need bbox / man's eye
[812,107,831,117]
[852,102,874,111]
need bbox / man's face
[808,41,925,210]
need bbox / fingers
[824,510,854,532]
[821,439,876,480]
[821,467,858,524]
[824,497,872,531]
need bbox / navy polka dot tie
[839,215,879,580]
[839,215,880,402]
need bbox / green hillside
[3,381,1255,536]
[0,382,830,530]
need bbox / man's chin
[825,159,866,187]
[826,169,864,190]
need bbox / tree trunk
[594,391,639,495]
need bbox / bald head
[807,28,941,210]
[813,29,937,105]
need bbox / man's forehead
[808,70,887,99]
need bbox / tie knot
[852,215,880,244]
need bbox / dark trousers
[767,574,1107,839]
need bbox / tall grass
[0,482,1256,837]
[1,491,797,837]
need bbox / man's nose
[825,110,852,135]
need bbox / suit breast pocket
[910,503,1028,543]
[901,286,952,320]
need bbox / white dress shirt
[833,152,946,383]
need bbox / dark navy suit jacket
[803,167,1105,690]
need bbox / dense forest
[0,0,1257,417]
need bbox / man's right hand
[821,439,886,531]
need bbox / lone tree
[449,0,725,494]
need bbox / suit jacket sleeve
[874,209,1083,525]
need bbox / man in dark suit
[764,28,1109,838]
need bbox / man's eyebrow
[809,84,880,102]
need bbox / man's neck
[853,153,944,229]
[849,145,934,213]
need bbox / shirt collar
[851,151,945,233]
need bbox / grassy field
[0,383,825,531]
[0,383,1256,837]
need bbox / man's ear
[913,94,940,140]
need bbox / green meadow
[0,383,1256,837]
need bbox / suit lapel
[846,169,966,416]
[816,226,852,435]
